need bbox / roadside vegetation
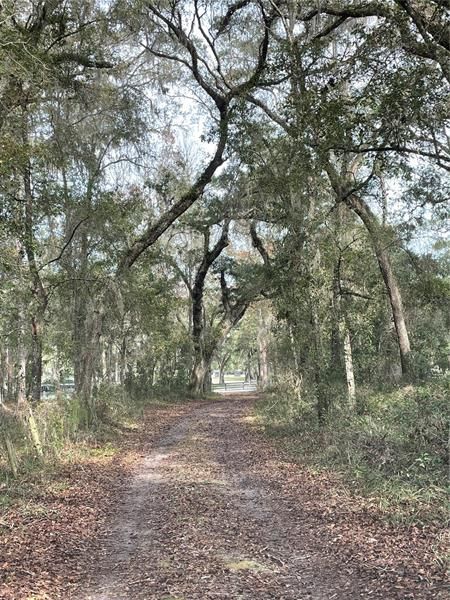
[0,387,189,499]
[258,378,449,525]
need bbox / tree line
[0,1,448,427]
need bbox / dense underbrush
[257,377,449,524]
[0,384,186,483]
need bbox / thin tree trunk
[4,434,19,477]
[0,349,6,404]
[29,315,44,402]
[120,337,127,386]
[72,229,89,393]
[257,308,270,389]
[311,300,328,423]
[342,325,356,406]
[330,261,343,378]
[6,347,14,403]
[17,305,27,406]
[148,360,155,388]
[289,325,301,375]
[245,352,252,383]
[309,239,327,420]
[258,340,269,387]
[107,344,114,384]
[26,406,43,457]
[375,247,411,374]
[101,345,107,381]
[17,350,27,406]
[113,349,120,384]
[218,352,230,385]
[79,305,104,425]
[23,146,48,402]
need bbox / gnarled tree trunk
[189,222,230,394]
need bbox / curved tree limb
[250,221,271,266]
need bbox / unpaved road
[80,396,446,600]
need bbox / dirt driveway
[79,395,446,599]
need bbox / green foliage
[0,382,190,480]
[257,378,449,523]
[0,0,448,530]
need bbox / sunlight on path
[80,397,432,600]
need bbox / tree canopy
[0,0,448,412]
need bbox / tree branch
[52,52,113,68]
[41,216,90,270]
[117,110,230,274]
[250,222,270,266]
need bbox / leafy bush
[257,377,449,523]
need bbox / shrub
[257,376,449,522]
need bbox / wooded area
[0,1,449,598]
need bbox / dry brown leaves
[0,396,448,600]
[0,403,191,600]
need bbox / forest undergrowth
[257,377,449,528]
[0,385,191,506]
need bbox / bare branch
[117,109,230,274]
[41,216,90,270]
[216,0,253,36]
